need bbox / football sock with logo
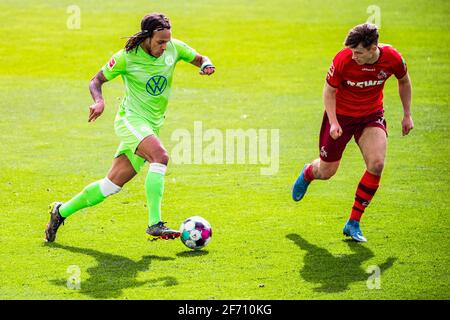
[303,164,315,182]
[59,178,122,218]
[349,170,381,221]
[146,163,167,226]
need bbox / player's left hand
[402,115,414,136]
[199,66,215,76]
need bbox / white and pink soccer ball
[179,216,212,250]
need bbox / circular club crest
[165,55,174,66]
[146,75,167,96]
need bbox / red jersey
[326,44,407,117]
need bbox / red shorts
[319,110,387,162]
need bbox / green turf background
[0,0,448,299]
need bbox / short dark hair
[344,23,379,49]
[125,13,171,53]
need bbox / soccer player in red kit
[292,23,414,242]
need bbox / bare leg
[107,154,138,187]
[357,127,387,175]
[136,135,169,164]
[310,158,340,180]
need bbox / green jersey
[102,39,197,128]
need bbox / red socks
[304,164,315,182]
[350,170,381,221]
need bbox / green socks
[59,178,121,218]
[58,163,166,225]
[145,163,167,226]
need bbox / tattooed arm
[88,70,109,122]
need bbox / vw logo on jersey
[146,75,167,96]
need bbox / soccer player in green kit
[45,13,215,242]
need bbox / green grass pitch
[0,0,449,299]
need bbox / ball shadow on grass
[176,250,209,257]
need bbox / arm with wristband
[172,39,215,75]
[190,54,215,75]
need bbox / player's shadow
[286,234,396,293]
[46,243,177,299]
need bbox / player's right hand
[330,122,343,140]
[199,66,215,76]
[88,100,105,122]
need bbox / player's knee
[368,160,384,175]
[154,149,169,165]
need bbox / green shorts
[114,109,160,173]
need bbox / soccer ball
[179,216,212,250]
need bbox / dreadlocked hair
[125,13,171,53]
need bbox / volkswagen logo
[146,75,167,96]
